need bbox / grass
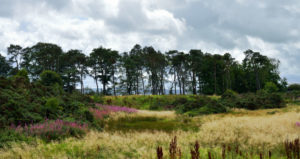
[1,104,300,158]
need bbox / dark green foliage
[0,129,34,148]
[264,82,279,93]
[221,91,286,110]
[174,96,227,115]
[0,75,93,129]
[40,70,63,86]
[3,42,287,96]
[0,88,43,127]
[0,54,11,77]
[16,69,29,78]
[88,47,120,95]
[288,84,300,91]
[221,89,239,108]
[43,97,61,119]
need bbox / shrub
[221,89,238,99]
[40,70,62,86]
[43,97,61,119]
[16,69,29,79]
[10,69,30,88]
[175,96,227,115]
[264,82,279,93]
[235,92,285,110]
[0,89,43,127]
[0,129,34,148]
[221,89,239,108]
[186,100,227,116]
[287,84,300,91]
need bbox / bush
[288,84,300,91]
[43,97,61,119]
[264,82,279,93]
[174,96,227,115]
[0,129,34,148]
[221,89,238,99]
[235,92,285,110]
[0,89,43,127]
[40,70,62,86]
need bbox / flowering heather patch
[90,104,137,119]
[89,108,111,119]
[296,122,300,127]
[11,119,88,141]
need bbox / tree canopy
[1,42,288,95]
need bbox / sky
[0,0,300,87]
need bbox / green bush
[288,84,300,91]
[0,129,34,148]
[43,97,61,119]
[0,89,43,127]
[235,92,285,110]
[175,96,227,115]
[264,82,279,93]
[40,70,63,86]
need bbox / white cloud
[144,9,186,35]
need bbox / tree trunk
[174,69,177,95]
[136,75,139,95]
[192,71,196,94]
[141,72,145,95]
[15,57,19,71]
[255,70,261,90]
[113,71,116,96]
[178,74,182,95]
[94,71,99,94]
[160,71,164,95]
[182,76,185,95]
[103,81,106,95]
[214,63,217,95]
[80,69,84,94]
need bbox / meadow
[1,102,300,159]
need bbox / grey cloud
[0,0,300,85]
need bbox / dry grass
[198,112,300,149]
[1,105,300,158]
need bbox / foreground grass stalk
[157,146,163,159]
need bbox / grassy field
[1,104,300,159]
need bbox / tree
[89,47,119,95]
[243,50,281,91]
[0,54,11,77]
[60,50,88,93]
[143,46,167,95]
[188,50,204,94]
[120,44,146,95]
[21,42,63,80]
[167,50,189,95]
[7,44,23,71]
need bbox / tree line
[0,42,287,95]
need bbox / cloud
[0,0,300,85]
